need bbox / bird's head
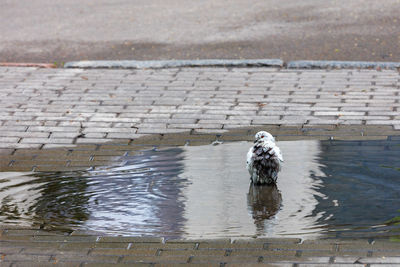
[254,131,275,143]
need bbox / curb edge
[63,59,284,69]
[287,60,400,70]
[0,62,56,68]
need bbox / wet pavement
[2,139,400,242]
[1,66,400,265]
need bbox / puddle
[1,140,400,239]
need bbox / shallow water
[1,139,400,239]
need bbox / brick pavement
[1,66,400,265]
[1,66,400,139]
[2,227,400,266]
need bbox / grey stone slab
[288,60,400,69]
[64,59,284,69]
[20,138,74,144]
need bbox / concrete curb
[287,60,400,69]
[3,59,400,70]
[0,62,56,68]
[63,59,284,69]
[63,59,400,70]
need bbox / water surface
[1,139,400,239]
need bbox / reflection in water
[313,140,400,237]
[247,184,281,234]
[85,148,188,236]
[0,172,90,227]
[1,139,400,239]
[32,172,90,227]
[180,141,324,239]
[0,148,188,237]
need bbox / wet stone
[267,243,335,251]
[161,249,226,256]
[60,242,128,250]
[52,254,120,263]
[83,264,150,267]
[98,236,162,243]
[229,250,296,257]
[121,255,190,263]
[235,238,301,244]
[131,243,196,250]
[90,248,157,256]
[191,255,260,263]
[2,254,51,262]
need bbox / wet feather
[246,131,283,185]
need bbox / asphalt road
[1,0,400,63]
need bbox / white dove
[246,131,283,185]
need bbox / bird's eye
[261,135,264,138]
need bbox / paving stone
[198,242,264,249]
[358,256,400,264]
[1,254,51,262]
[226,264,291,267]
[234,238,301,244]
[32,235,98,242]
[0,240,59,249]
[130,243,196,250]
[98,237,162,243]
[0,247,23,254]
[84,264,149,267]
[155,264,219,267]
[0,235,35,242]
[161,249,226,256]
[90,248,157,256]
[60,242,128,250]
[191,255,260,263]
[2,229,65,236]
[22,247,88,255]
[122,255,189,263]
[27,126,80,132]
[0,143,42,149]
[338,243,389,252]
[266,243,335,251]
[230,250,296,257]
[53,254,120,263]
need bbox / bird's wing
[252,141,283,165]
[272,143,284,162]
[253,141,278,160]
[246,146,254,172]
[250,140,282,183]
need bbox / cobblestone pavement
[2,66,400,265]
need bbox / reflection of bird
[247,183,282,232]
[246,131,283,185]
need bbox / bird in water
[246,131,283,185]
